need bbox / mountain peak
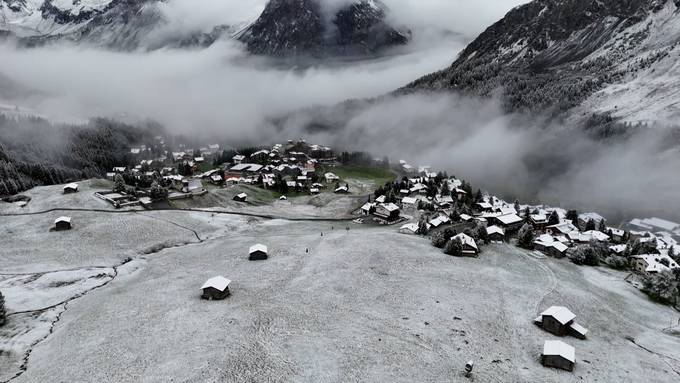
[237,0,410,58]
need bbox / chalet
[578,212,605,231]
[375,195,386,204]
[54,216,72,231]
[541,340,575,372]
[228,163,263,176]
[360,202,375,216]
[459,214,473,222]
[608,244,627,255]
[279,195,287,200]
[250,150,270,162]
[249,244,268,261]
[401,196,418,207]
[630,254,680,274]
[475,202,493,212]
[399,223,419,235]
[547,222,577,236]
[607,227,626,243]
[399,189,411,197]
[429,215,450,228]
[194,156,205,163]
[452,233,478,257]
[200,276,231,300]
[210,174,223,185]
[534,306,588,339]
[233,193,248,202]
[410,183,427,194]
[310,188,320,194]
[334,186,349,194]
[493,213,524,231]
[374,203,400,221]
[232,154,246,164]
[530,214,549,231]
[486,225,505,242]
[325,172,340,182]
[454,188,467,201]
[436,195,454,208]
[533,236,569,258]
[63,183,79,194]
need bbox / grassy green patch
[320,165,396,185]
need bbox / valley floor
[1,181,679,382]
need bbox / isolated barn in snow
[63,183,79,194]
[486,225,505,242]
[54,216,72,231]
[201,276,231,300]
[249,244,268,261]
[541,340,575,371]
[534,306,588,339]
[233,193,248,202]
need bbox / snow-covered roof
[579,212,605,222]
[609,244,627,254]
[361,202,375,211]
[201,276,231,292]
[249,244,268,254]
[543,340,575,363]
[400,223,419,233]
[279,196,287,200]
[583,230,610,242]
[633,254,680,273]
[639,217,680,232]
[381,203,400,212]
[540,306,576,325]
[402,197,418,205]
[551,242,569,253]
[476,202,493,209]
[569,322,588,338]
[55,216,71,224]
[496,214,523,225]
[486,225,505,236]
[236,193,248,199]
[453,233,478,250]
[63,183,78,190]
[375,195,386,203]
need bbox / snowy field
[1,183,679,382]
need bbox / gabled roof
[496,213,523,225]
[63,183,78,190]
[540,306,576,325]
[543,340,575,363]
[249,244,268,254]
[236,193,247,199]
[486,225,505,236]
[453,233,478,250]
[201,276,231,292]
[402,197,418,205]
[55,216,71,224]
[381,203,400,212]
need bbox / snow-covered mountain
[0,0,237,49]
[407,0,680,126]
[236,0,410,58]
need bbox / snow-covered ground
[1,182,679,382]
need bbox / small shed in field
[201,276,231,300]
[54,216,72,231]
[541,340,575,371]
[63,183,79,194]
[534,306,588,339]
[249,244,268,261]
[233,193,248,202]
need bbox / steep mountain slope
[0,0,235,49]
[407,0,680,124]
[237,0,410,58]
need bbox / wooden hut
[54,216,72,231]
[541,340,575,371]
[233,193,248,202]
[63,183,79,194]
[201,276,231,300]
[249,244,268,261]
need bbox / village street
[1,190,680,382]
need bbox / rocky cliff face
[407,0,680,124]
[237,0,410,58]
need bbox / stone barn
[233,193,248,202]
[542,340,575,371]
[54,217,72,231]
[201,276,231,300]
[63,183,79,194]
[249,244,268,261]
